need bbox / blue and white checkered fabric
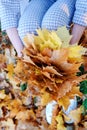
[0,0,87,39]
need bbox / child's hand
[70,24,86,44]
[6,27,24,57]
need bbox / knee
[41,12,68,31]
[18,19,39,40]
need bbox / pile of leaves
[0,27,87,130]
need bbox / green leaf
[33,97,37,104]
[76,96,82,105]
[76,72,82,76]
[20,83,27,91]
[2,31,7,36]
[80,80,87,94]
[79,64,85,73]
[76,64,87,76]
[83,99,87,110]
[56,26,72,48]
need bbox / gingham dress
[0,0,87,39]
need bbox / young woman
[0,0,87,56]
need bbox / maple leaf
[58,95,70,110]
[42,66,62,76]
[57,80,74,99]
[23,54,36,66]
[14,60,25,77]
[58,61,81,74]
[41,90,53,106]
[50,49,68,65]
[34,29,62,51]
[7,63,14,79]
[41,48,52,57]
[66,85,83,99]
[1,27,86,129]
[56,26,72,47]
[16,110,36,121]
[17,121,40,130]
[69,107,82,125]
[23,33,37,51]
[56,111,67,130]
[68,45,87,62]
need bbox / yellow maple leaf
[56,111,67,130]
[68,45,86,62]
[58,95,70,110]
[34,29,62,51]
[56,26,72,47]
[41,90,53,106]
[7,63,14,78]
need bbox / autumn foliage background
[0,22,87,130]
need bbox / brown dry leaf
[33,53,50,64]
[10,107,21,118]
[41,71,53,81]
[17,121,40,130]
[0,54,6,69]
[72,74,87,84]
[23,54,36,66]
[50,49,68,65]
[23,33,37,50]
[42,66,62,76]
[16,110,36,121]
[82,56,87,71]
[0,54,6,63]
[41,48,52,57]
[66,85,83,98]
[57,80,74,99]
[69,107,82,125]
[58,61,81,74]
[14,60,24,74]
[22,47,37,56]
[8,99,22,110]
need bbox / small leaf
[79,64,85,73]
[56,26,72,48]
[33,97,37,104]
[80,80,87,94]
[83,99,87,110]
[20,83,27,91]
[76,72,82,76]
[76,96,82,105]
[76,64,87,76]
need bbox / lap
[18,0,76,39]
[18,0,54,39]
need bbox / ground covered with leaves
[0,27,87,130]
